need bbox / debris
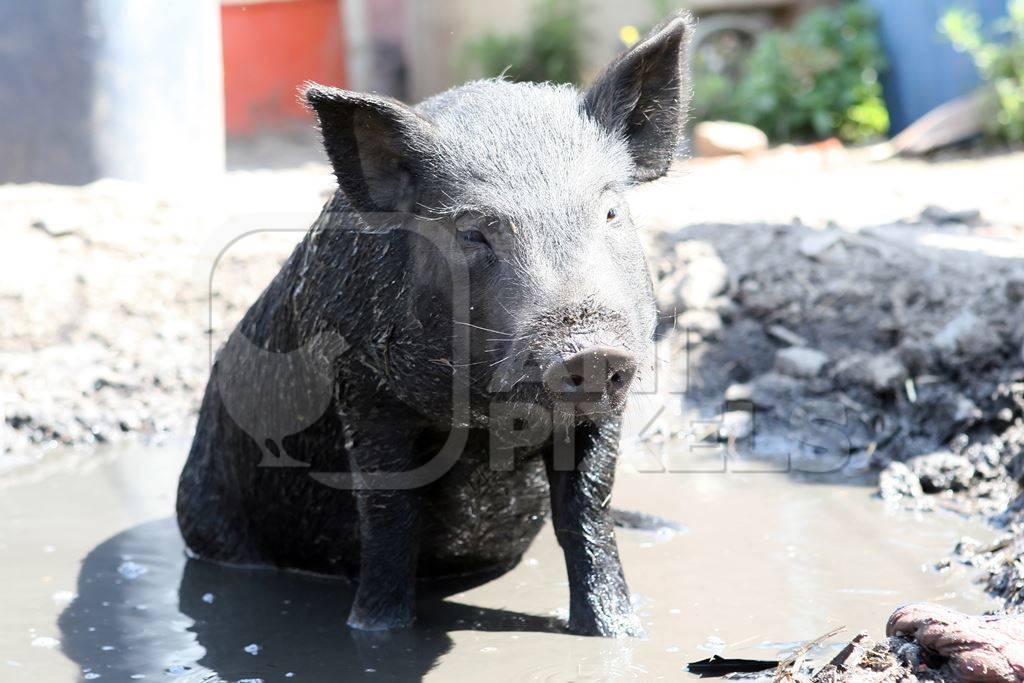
[686,655,778,677]
[878,93,983,157]
[775,347,829,379]
[775,625,846,681]
[810,632,917,682]
[766,324,808,348]
[908,452,975,493]
[30,219,80,239]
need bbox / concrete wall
[0,0,224,187]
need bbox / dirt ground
[3,144,1023,678]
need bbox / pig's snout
[542,346,637,410]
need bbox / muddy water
[0,444,999,682]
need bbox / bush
[941,0,1024,142]
[463,0,584,85]
[693,1,889,143]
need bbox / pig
[177,13,692,638]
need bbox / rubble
[652,203,1024,610]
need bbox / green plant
[463,0,585,85]
[941,0,1024,142]
[692,1,889,143]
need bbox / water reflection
[58,518,561,682]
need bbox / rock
[750,372,803,409]
[920,205,982,225]
[951,395,982,423]
[775,347,829,379]
[656,244,729,315]
[896,339,935,375]
[724,383,752,402]
[676,309,723,338]
[765,324,807,347]
[720,410,753,440]
[908,451,975,493]
[865,353,907,392]
[678,259,728,312]
[1005,277,1024,304]
[798,230,843,259]
[692,120,768,157]
[811,632,914,682]
[879,462,924,500]
[655,276,681,317]
[832,352,871,387]
[932,311,1003,364]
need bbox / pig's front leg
[546,419,643,637]
[345,423,421,631]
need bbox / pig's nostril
[543,346,637,406]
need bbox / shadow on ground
[58,518,561,682]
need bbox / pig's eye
[459,228,489,245]
[606,208,618,222]
[455,214,496,250]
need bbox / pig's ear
[304,84,435,212]
[584,13,692,182]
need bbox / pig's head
[306,14,691,423]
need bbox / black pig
[177,14,692,638]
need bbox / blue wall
[865,0,1008,132]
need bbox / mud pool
[0,442,1001,682]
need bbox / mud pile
[0,181,292,461]
[653,214,1024,610]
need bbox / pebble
[933,311,1003,364]
[720,411,753,440]
[921,205,982,225]
[677,309,723,338]
[798,230,843,259]
[775,347,829,379]
[865,353,907,392]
